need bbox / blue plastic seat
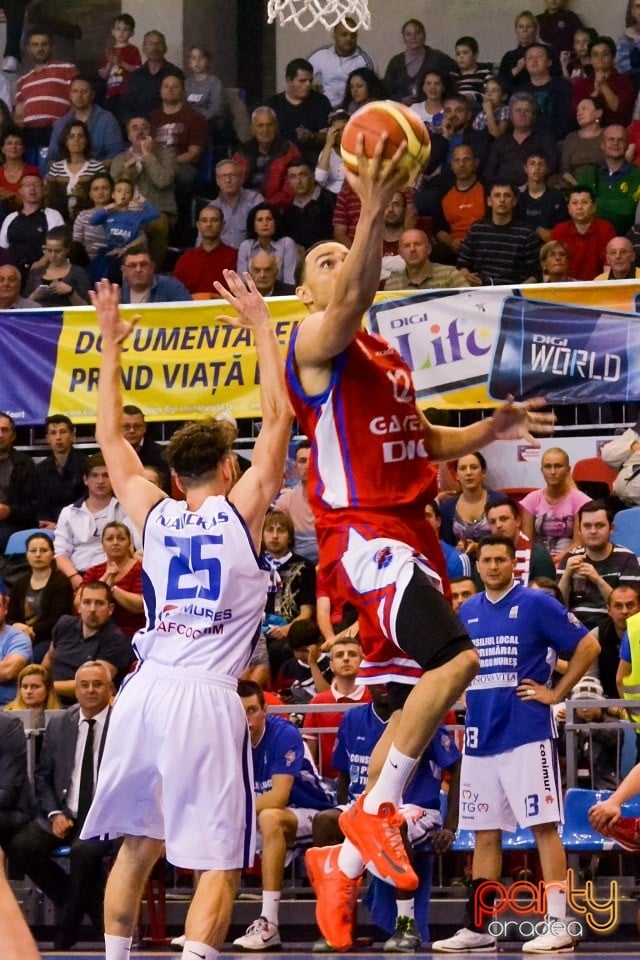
[610,506,640,555]
[561,788,640,852]
[4,527,54,555]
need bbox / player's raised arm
[213,270,293,547]
[294,135,410,370]
[91,280,165,530]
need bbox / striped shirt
[457,217,540,285]
[16,62,79,127]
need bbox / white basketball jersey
[134,496,269,675]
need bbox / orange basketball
[340,100,431,185]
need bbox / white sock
[104,933,132,960]
[182,941,219,960]
[261,890,281,926]
[397,897,415,920]
[337,838,365,878]
[545,881,567,921]
[363,745,417,812]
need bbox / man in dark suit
[249,250,295,297]
[7,661,119,950]
[121,404,169,490]
[0,713,33,852]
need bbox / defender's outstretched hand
[589,798,621,833]
[490,396,555,446]
[214,270,272,331]
[90,279,140,347]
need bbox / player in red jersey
[285,135,554,950]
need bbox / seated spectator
[560,26,596,80]
[120,30,183,124]
[237,202,299,285]
[8,533,74,664]
[119,248,191,303]
[46,76,125,167]
[486,498,556,585]
[558,675,621,790]
[522,42,575,139]
[537,0,584,60]
[485,92,559,186]
[472,76,510,139]
[410,70,447,131]
[24,226,90,307]
[82,522,144,640]
[97,13,142,120]
[549,186,616,281]
[578,124,640,234]
[274,619,332,702]
[185,45,225,139]
[498,10,556,91]
[120,405,168,489]
[89,179,159,282]
[53,452,139,588]
[433,144,486,261]
[46,121,106,221]
[72,173,111,275]
[261,509,316,676]
[572,36,635,125]
[450,576,477,613]
[457,180,540,285]
[594,585,640,697]
[560,96,604,186]
[517,150,567,242]
[424,500,473,581]
[451,36,492,106]
[248,250,295,297]
[438,452,506,555]
[275,440,317,563]
[314,112,348,195]
[616,0,640,88]
[0,582,32,706]
[380,190,410,272]
[383,18,455,105]
[539,239,573,280]
[233,107,301,208]
[595,236,640,279]
[308,19,377,109]
[14,29,79,155]
[0,412,38,552]
[7,661,122,950]
[0,174,64,276]
[557,499,640,630]
[384,228,468,289]
[520,446,591,560]
[5,664,60,724]
[332,180,360,247]
[233,680,334,951]
[0,713,33,860]
[338,66,387,115]
[267,58,332,153]
[280,158,336,250]
[43,583,134,704]
[150,73,209,239]
[207,158,264,249]
[601,411,640,505]
[0,130,40,207]
[302,635,370,778]
[0,264,36,309]
[173,205,237,295]
[109,116,176,270]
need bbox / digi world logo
[474,871,619,938]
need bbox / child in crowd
[89,178,159,282]
[185,45,232,159]
[472,76,510,138]
[451,37,492,108]
[98,14,142,114]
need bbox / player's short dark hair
[45,414,74,430]
[84,453,106,474]
[578,499,614,526]
[78,579,113,604]
[487,498,520,520]
[238,679,265,706]
[295,439,311,455]
[285,58,313,80]
[164,419,233,488]
[288,619,322,650]
[455,36,478,54]
[477,534,516,559]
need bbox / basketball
[340,100,431,185]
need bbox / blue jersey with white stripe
[253,714,334,810]
[459,583,588,756]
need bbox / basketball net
[267,0,371,32]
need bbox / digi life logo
[374,546,393,570]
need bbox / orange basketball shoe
[602,816,640,852]
[339,795,418,891]
[305,844,362,952]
